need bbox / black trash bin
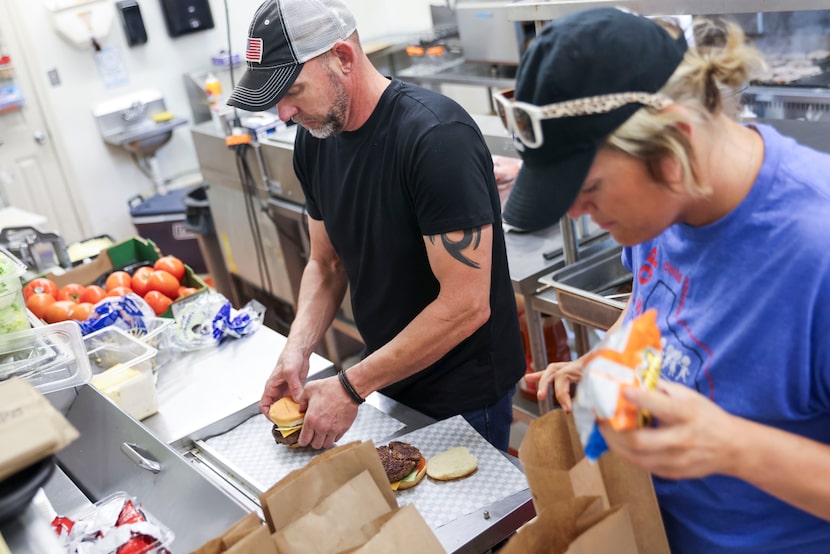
[129,187,208,274]
[183,185,235,302]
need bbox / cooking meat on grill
[377,441,423,483]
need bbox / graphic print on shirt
[633,248,714,399]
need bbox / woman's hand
[599,380,739,479]
[524,358,585,412]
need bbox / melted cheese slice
[277,425,302,438]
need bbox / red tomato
[143,290,173,316]
[106,286,133,297]
[71,302,94,321]
[105,271,132,292]
[23,278,58,300]
[153,255,185,282]
[177,286,198,298]
[131,266,154,297]
[80,285,106,304]
[26,293,56,320]
[147,270,179,299]
[44,301,76,323]
[57,283,85,303]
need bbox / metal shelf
[507,0,830,21]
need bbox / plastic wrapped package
[167,291,265,352]
[52,491,174,554]
[572,309,663,461]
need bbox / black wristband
[338,369,365,405]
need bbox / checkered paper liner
[203,402,406,491]
[391,415,529,529]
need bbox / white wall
[9,0,435,243]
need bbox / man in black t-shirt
[228,0,525,452]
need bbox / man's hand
[524,358,585,412]
[296,375,359,449]
[259,346,310,417]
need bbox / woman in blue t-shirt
[501,7,830,553]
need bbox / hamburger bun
[269,397,305,447]
[376,441,426,491]
[426,446,478,481]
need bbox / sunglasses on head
[492,88,674,149]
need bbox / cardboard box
[42,237,207,318]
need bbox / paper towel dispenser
[160,0,214,37]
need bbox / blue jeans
[460,387,515,453]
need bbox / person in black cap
[228,0,525,453]
[502,7,830,553]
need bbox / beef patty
[272,424,301,447]
[377,441,422,483]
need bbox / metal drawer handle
[121,442,162,474]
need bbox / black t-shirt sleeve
[294,130,323,221]
[406,122,496,236]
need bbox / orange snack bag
[572,309,663,459]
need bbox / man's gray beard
[306,122,339,139]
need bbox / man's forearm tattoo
[429,227,482,269]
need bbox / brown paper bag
[272,470,393,554]
[518,410,670,554]
[0,377,79,481]
[190,513,265,554]
[223,525,279,554]
[499,496,637,554]
[260,441,396,533]
[345,504,445,554]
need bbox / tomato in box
[23,277,58,300]
[44,237,208,318]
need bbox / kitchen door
[0,1,85,244]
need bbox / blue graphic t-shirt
[622,124,830,553]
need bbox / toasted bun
[396,458,427,490]
[269,398,305,447]
[269,397,304,427]
[426,447,478,481]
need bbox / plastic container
[127,317,173,370]
[85,327,159,420]
[84,326,157,375]
[62,491,174,553]
[0,247,31,334]
[0,321,91,394]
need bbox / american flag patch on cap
[246,37,263,63]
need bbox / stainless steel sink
[93,89,188,157]
[101,117,188,156]
[539,245,632,330]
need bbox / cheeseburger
[376,441,426,491]
[269,397,305,447]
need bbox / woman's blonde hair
[605,18,766,196]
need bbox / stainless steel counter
[398,59,517,91]
[143,325,334,449]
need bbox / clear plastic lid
[0,321,92,394]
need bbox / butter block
[91,363,158,420]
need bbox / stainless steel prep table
[160,326,533,553]
[34,325,532,553]
[142,324,335,449]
